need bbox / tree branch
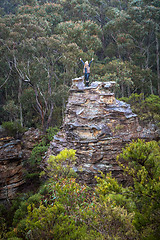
[0,66,12,89]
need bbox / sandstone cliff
[0,128,42,202]
[0,137,24,202]
[46,77,156,183]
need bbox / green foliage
[117,139,160,240]
[120,93,160,126]
[3,100,19,122]
[95,172,136,212]
[0,0,160,128]
[45,148,77,179]
[45,178,91,211]
[10,175,139,240]
[46,126,59,141]
[24,126,59,186]
[84,199,139,240]
[28,126,59,168]
[1,0,160,238]
[29,144,48,167]
[0,193,35,239]
[12,193,42,227]
[100,60,133,97]
[3,148,140,240]
[2,121,26,137]
[2,141,160,239]
[10,179,97,240]
[118,139,160,179]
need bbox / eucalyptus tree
[127,0,160,95]
[55,0,96,22]
[56,20,102,56]
[142,0,160,95]
[101,0,160,95]
[0,3,68,130]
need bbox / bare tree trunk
[111,34,121,59]
[127,85,131,97]
[47,102,54,129]
[33,86,46,132]
[146,47,149,69]
[150,79,154,95]
[18,78,23,126]
[121,82,124,97]
[62,68,67,120]
[46,73,54,129]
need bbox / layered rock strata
[0,137,24,201]
[0,128,42,202]
[46,77,156,183]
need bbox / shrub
[5,145,142,240]
[95,172,135,213]
[26,126,59,182]
[46,126,59,141]
[117,139,160,240]
[119,93,160,127]
[2,121,26,138]
[12,194,42,227]
[84,200,139,240]
[44,148,77,180]
[14,202,100,240]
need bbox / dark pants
[85,73,90,86]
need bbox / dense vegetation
[0,140,160,239]
[0,1,160,239]
[0,0,160,131]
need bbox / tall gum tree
[0,5,65,130]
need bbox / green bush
[12,193,42,227]
[44,148,77,180]
[2,121,26,138]
[117,139,160,240]
[7,148,140,240]
[11,175,139,240]
[95,172,135,213]
[14,202,99,240]
[29,144,48,168]
[119,93,160,127]
[3,141,160,240]
[46,126,59,142]
[26,126,59,177]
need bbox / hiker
[80,58,94,87]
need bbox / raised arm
[89,58,94,66]
[80,58,84,65]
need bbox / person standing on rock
[80,58,94,87]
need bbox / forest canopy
[0,1,160,240]
[0,0,160,130]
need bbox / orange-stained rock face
[44,78,157,184]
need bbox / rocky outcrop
[0,137,24,201]
[45,77,157,184]
[0,128,42,202]
[22,128,43,160]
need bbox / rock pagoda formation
[46,77,157,183]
